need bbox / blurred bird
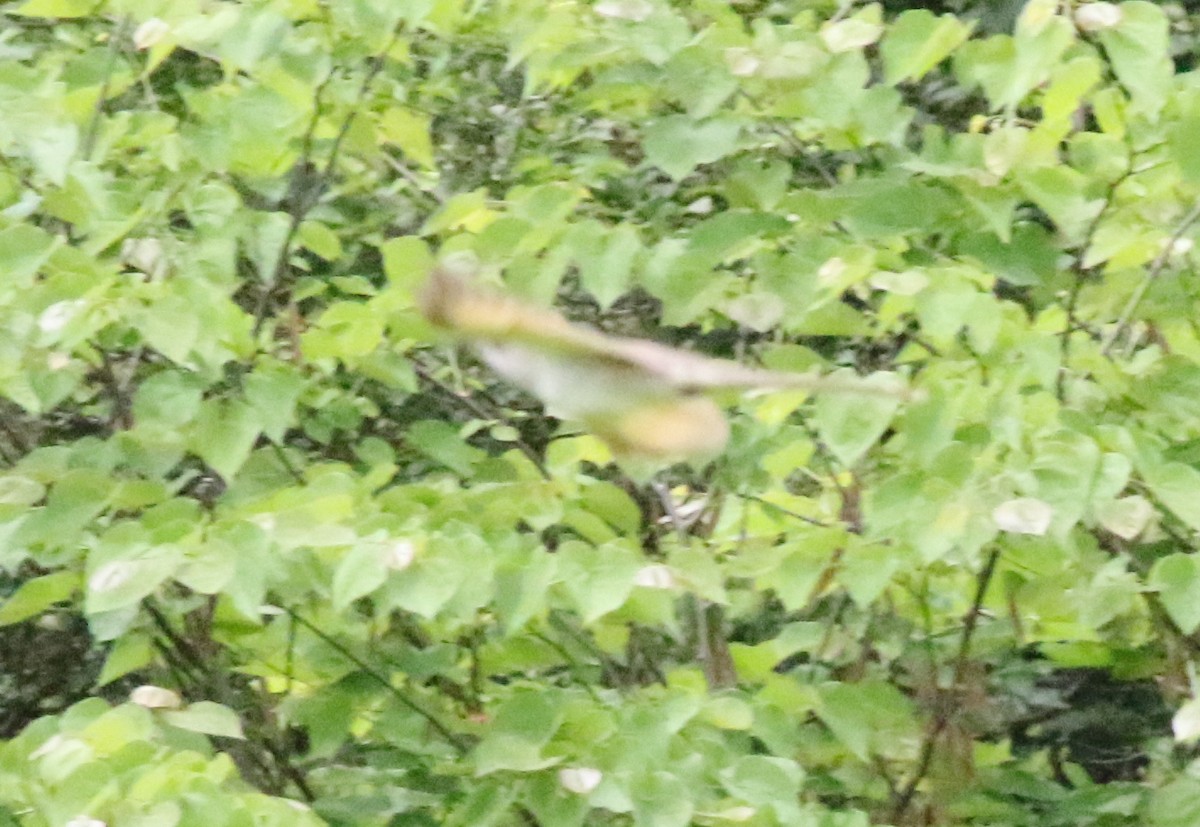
[419,266,912,462]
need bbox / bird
[418,266,913,462]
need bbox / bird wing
[419,267,916,399]
[419,267,619,361]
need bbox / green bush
[2,0,1200,825]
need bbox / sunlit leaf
[992,497,1054,536]
[161,701,244,739]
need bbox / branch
[144,598,209,677]
[271,443,306,485]
[1102,200,1200,357]
[1059,168,1131,400]
[81,16,129,161]
[253,22,407,337]
[250,80,329,337]
[528,630,604,702]
[952,548,999,684]
[286,607,469,754]
[889,548,1000,822]
[411,359,551,479]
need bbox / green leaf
[408,420,485,476]
[722,755,804,819]
[132,371,205,430]
[557,540,642,623]
[297,220,343,261]
[1042,56,1103,124]
[496,689,562,739]
[381,235,434,294]
[765,533,841,611]
[0,570,79,625]
[379,107,435,169]
[474,690,562,774]
[642,116,740,181]
[85,546,182,615]
[0,224,57,286]
[1096,495,1153,540]
[493,543,557,633]
[662,44,738,118]
[136,288,202,364]
[207,8,292,73]
[331,541,393,611]
[700,695,753,730]
[27,121,78,186]
[446,783,516,827]
[953,21,1074,113]
[161,701,244,738]
[1150,554,1200,635]
[572,223,641,309]
[0,475,46,506]
[813,371,902,466]
[1149,778,1200,827]
[18,468,112,546]
[838,541,903,607]
[688,211,789,264]
[727,158,790,211]
[1169,104,1200,185]
[881,10,972,84]
[421,189,494,234]
[960,223,1056,286]
[303,301,385,362]
[97,632,155,686]
[1097,1,1173,116]
[1144,463,1200,532]
[189,399,261,480]
[526,773,589,825]
[244,361,307,443]
[382,530,489,618]
[578,482,642,536]
[82,702,155,751]
[630,771,692,827]
[1016,165,1104,240]
[816,681,917,761]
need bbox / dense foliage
[4,0,1200,824]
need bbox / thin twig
[284,612,296,695]
[271,443,305,484]
[286,608,469,753]
[253,23,406,336]
[529,630,605,702]
[251,79,330,336]
[144,599,208,676]
[321,28,404,182]
[1102,200,1200,356]
[953,549,999,682]
[737,90,839,187]
[652,481,734,688]
[651,482,688,542]
[740,492,832,528]
[548,611,622,673]
[1059,169,1131,399]
[828,0,857,24]
[890,548,1000,822]
[81,16,128,160]
[257,733,316,801]
[382,152,445,205]
[411,359,551,479]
